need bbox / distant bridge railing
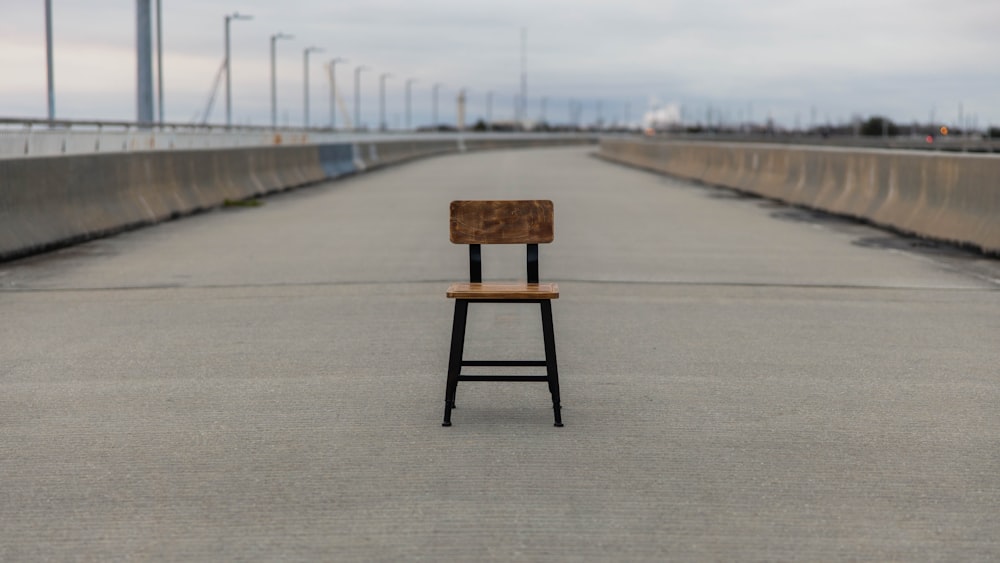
[7,116,1000,160]
[0,117,590,160]
[0,117,306,158]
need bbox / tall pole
[303,46,323,128]
[328,58,346,130]
[224,15,231,127]
[136,0,154,126]
[354,65,368,131]
[155,0,163,124]
[405,78,417,130]
[45,0,55,121]
[432,83,443,128]
[457,88,467,131]
[379,73,391,131]
[486,91,493,130]
[224,12,252,128]
[541,96,547,123]
[269,33,293,129]
[520,27,527,124]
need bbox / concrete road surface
[2,146,999,561]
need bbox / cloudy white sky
[2,0,998,129]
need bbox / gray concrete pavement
[2,146,999,561]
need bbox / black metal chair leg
[443,300,469,426]
[540,300,563,427]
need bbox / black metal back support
[527,244,539,284]
[469,244,482,283]
[467,243,540,284]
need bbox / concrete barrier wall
[599,138,1000,254]
[1,136,596,261]
[0,145,330,260]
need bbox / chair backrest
[450,200,554,245]
[449,200,554,283]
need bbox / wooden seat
[443,200,563,427]
[446,282,559,300]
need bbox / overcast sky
[2,0,998,129]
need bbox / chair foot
[553,405,563,427]
[443,400,456,426]
[554,422,564,427]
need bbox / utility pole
[224,12,252,128]
[155,0,163,123]
[303,46,323,128]
[354,65,368,131]
[486,91,493,130]
[405,78,417,130]
[136,0,154,126]
[457,89,467,131]
[328,58,346,130]
[432,83,444,128]
[379,73,392,131]
[520,27,527,124]
[270,33,294,129]
[45,0,55,121]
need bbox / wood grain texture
[450,200,554,244]
[447,282,560,299]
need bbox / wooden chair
[443,200,563,427]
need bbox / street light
[405,78,418,130]
[224,11,253,128]
[486,91,493,131]
[328,57,347,130]
[302,46,323,128]
[45,0,54,121]
[379,73,392,131]
[354,65,368,131]
[432,83,444,129]
[457,88,468,131]
[269,32,294,129]
[156,0,164,124]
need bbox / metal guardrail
[4,116,995,159]
[0,117,600,159]
[0,117,314,158]
[609,131,1000,154]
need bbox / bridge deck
[2,146,998,560]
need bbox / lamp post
[269,32,293,129]
[155,0,163,124]
[405,78,418,130]
[379,72,392,131]
[302,46,323,128]
[432,83,444,129]
[354,65,368,131]
[224,11,253,128]
[45,0,55,121]
[328,57,346,130]
[137,0,154,125]
[457,88,467,131]
[486,91,493,131]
